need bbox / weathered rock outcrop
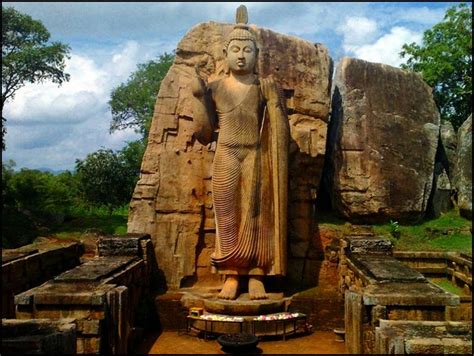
[127,22,333,289]
[429,122,457,218]
[453,114,472,219]
[326,57,440,223]
[439,121,458,181]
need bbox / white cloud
[345,26,423,67]
[338,16,379,52]
[109,41,149,80]
[3,41,147,170]
[2,2,457,170]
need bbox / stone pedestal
[156,289,303,336]
[203,293,288,315]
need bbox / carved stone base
[204,293,289,315]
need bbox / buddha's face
[225,39,257,75]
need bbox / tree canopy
[2,6,71,149]
[400,3,472,130]
[109,52,174,138]
[75,144,144,214]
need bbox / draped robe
[209,78,288,276]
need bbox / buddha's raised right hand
[191,64,207,98]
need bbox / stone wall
[326,57,440,223]
[339,234,460,354]
[394,251,472,294]
[2,318,77,354]
[14,234,153,354]
[375,320,472,354]
[2,242,83,318]
[394,250,472,322]
[127,22,333,289]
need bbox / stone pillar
[345,290,363,354]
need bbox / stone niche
[326,57,441,223]
[127,22,333,289]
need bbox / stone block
[346,235,393,255]
[98,234,150,257]
[345,290,363,354]
[405,338,444,354]
[76,320,101,336]
[80,336,101,354]
[442,337,472,354]
[350,254,425,283]
[54,256,138,283]
[2,318,77,354]
[376,320,472,355]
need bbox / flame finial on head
[236,5,248,24]
[225,5,256,49]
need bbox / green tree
[109,53,174,138]
[2,6,71,149]
[8,168,76,218]
[1,159,17,208]
[75,149,133,214]
[118,139,146,189]
[400,3,472,130]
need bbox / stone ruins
[2,5,471,355]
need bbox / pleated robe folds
[210,79,289,276]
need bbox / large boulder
[326,57,440,223]
[453,114,472,219]
[127,22,333,289]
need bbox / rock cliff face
[326,57,440,223]
[453,114,472,219]
[439,121,458,182]
[127,22,333,289]
[429,121,457,218]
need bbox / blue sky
[2,2,465,171]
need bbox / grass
[3,201,470,256]
[429,278,467,296]
[314,208,471,253]
[372,209,472,253]
[1,204,130,248]
[50,205,129,240]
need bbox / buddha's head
[223,6,258,75]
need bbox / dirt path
[137,330,347,354]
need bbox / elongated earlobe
[223,47,230,75]
[254,48,259,74]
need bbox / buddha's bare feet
[218,275,239,300]
[249,276,268,300]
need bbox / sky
[2,2,463,171]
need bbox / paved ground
[137,330,347,354]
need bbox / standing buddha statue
[191,5,289,300]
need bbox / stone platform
[187,311,309,339]
[13,234,153,354]
[204,293,289,315]
[340,234,462,354]
[2,318,77,354]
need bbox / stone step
[344,235,393,255]
[54,256,138,283]
[350,254,425,283]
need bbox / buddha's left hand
[261,76,280,105]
